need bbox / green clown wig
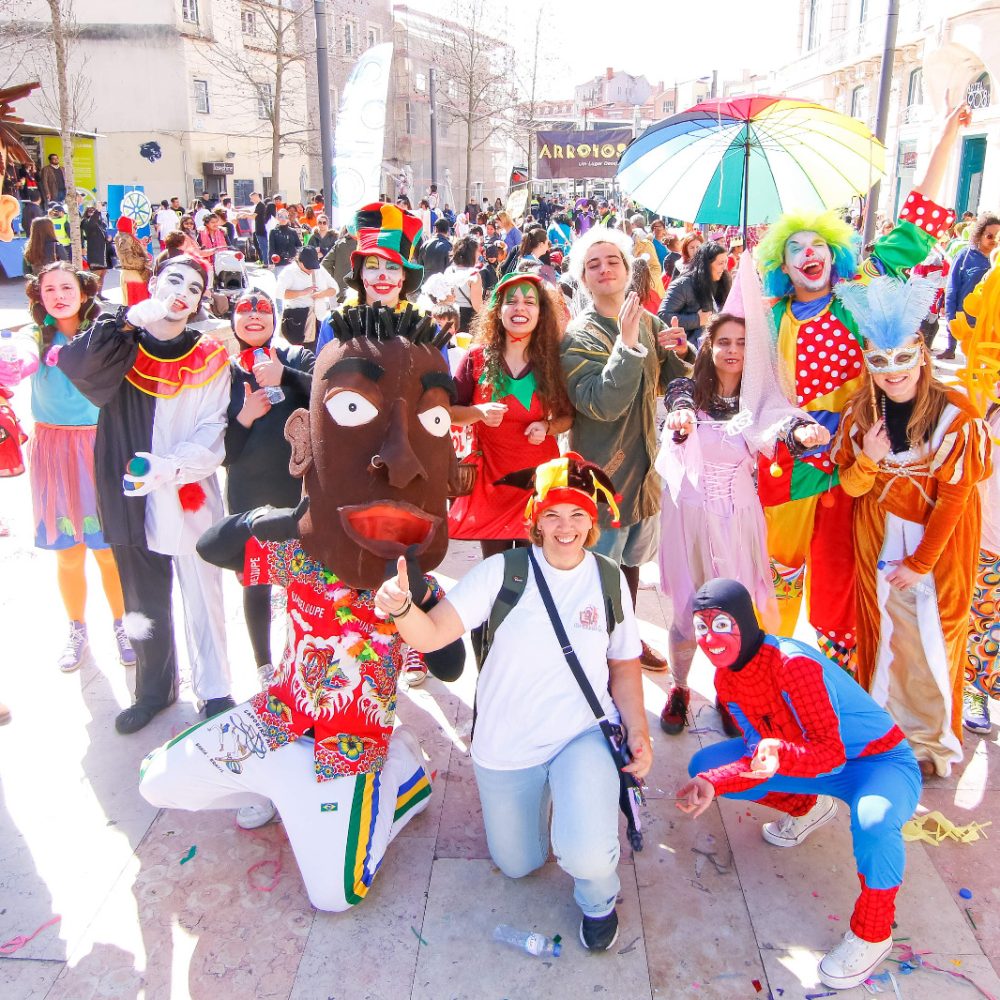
[755,210,859,298]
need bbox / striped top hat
[351,202,424,271]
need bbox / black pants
[112,544,179,709]
[243,584,272,667]
[281,308,312,345]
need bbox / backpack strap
[481,546,529,668]
[592,551,624,636]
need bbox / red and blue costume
[690,631,921,944]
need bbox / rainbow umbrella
[617,95,886,239]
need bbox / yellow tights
[55,545,125,622]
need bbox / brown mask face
[284,334,459,590]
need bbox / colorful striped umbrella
[617,95,886,237]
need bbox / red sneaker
[659,686,690,735]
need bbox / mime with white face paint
[59,256,235,734]
[751,104,970,674]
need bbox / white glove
[126,298,169,329]
[122,451,178,497]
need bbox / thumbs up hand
[374,555,412,618]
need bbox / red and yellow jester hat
[496,452,621,527]
[350,202,424,271]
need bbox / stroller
[233,216,258,262]
[208,248,249,319]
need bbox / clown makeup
[693,609,743,669]
[152,262,205,321]
[711,319,745,379]
[869,335,925,402]
[234,295,275,347]
[783,230,833,295]
[361,255,405,306]
[39,269,83,321]
[500,284,540,340]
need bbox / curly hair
[471,280,572,421]
[971,212,1000,250]
[755,209,858,297]
[24,261,100,363]
[690,313,745,411]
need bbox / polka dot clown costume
[754,191,955,671]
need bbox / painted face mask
[152,259,206,323]
[783,231,833,294]
[693,609,743,668]
[691,578,765,672]
[863,338,922,374]
[361,256,404,307]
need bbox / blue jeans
[255,234,268,264]
[590,514,659,567]
[473,727,621,916]
[689,739,920,889]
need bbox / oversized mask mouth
[338,502,440,559]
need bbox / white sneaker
[819,929,892,989]
[236,800,277,830]
[762,795,838,848]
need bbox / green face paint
[502,283,539,304]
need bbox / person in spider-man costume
[676,578,921,991]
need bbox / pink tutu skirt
[29,422,108,550]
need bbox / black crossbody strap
[527,548,608,721]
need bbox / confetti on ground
[827,914,840,921]
[902,811,991,845]
[179,845,197,864]
[805,992,836,999]
[617,936,640,955]
[893,944,1000,999]
[411,925,429,946]
[0,915,61,955]
[965,907,977,930]
[959,887,973,899]
[247,855,282,892]
[752,979,763,992]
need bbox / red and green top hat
[350,203,424,271]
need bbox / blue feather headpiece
[833,276,939,350]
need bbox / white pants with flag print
[139,702,432,911]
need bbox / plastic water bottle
[0,331,16,364]
[877,560,934,598]
[253,348,284,403]
[493,924,561,957]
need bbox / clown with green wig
[752,104,970,672]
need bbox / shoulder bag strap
[526,547,607,721]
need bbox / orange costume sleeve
[904,403,992,574]
[831,402,878,497]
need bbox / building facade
[762,0,1000,219]
[12,0,314,207]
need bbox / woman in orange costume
[832,276,991,776]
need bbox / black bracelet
[392,594,413,619]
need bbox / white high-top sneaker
[762,795,838,847]
[819,929,892,989]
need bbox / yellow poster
[40,135,97,192]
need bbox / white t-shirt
[276,264,339,311]
[156,208,179,237]
[194,206,211,230]
[446,547,642,770]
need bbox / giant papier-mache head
[755,209,859,300]
[283,304,460,590]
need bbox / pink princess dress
[655,385,778,645]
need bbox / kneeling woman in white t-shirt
[375,454,651,952]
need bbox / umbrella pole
[741,133,750,247]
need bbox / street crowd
[2,101,999,991]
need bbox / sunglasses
[235,296,274,315]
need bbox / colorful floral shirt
[244,538,442,782]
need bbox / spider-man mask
[692,578,764,671]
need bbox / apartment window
[194,78,210,114]
[366,25,381,49]
[405,101,415,135]
[257,82,274,119]
[241,8,257,36]
[806,0,819,50]
[344,20,356,56]
[182,0,199,24]
[907,68,923,107]
[415,72,426,93]
[850,84,865,120]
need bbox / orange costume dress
[833,390,991,774]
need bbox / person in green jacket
[561,226,695,670]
